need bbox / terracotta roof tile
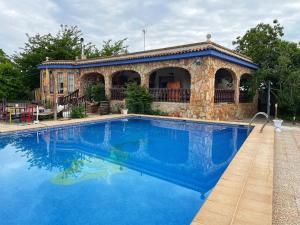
[41,41,254,65]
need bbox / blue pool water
[0,117,249,225]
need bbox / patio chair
[0,99,9,122]
[21,105,35,123]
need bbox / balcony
[110,88,190,103]
[214,89,235,103]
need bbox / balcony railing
[59,89,79,105]
[110,88,190,103]
[149,88,190,103]
[111,88,126,100]
[214,89,235,103]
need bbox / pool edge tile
[191,125,274,225]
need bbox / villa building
[38,41,258,120]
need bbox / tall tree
[0,49,25,99]
[13,25,128,93]
[13,25,99,91]
[233,20,300,118]
[100,39,128,56]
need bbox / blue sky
[0,0,299,55]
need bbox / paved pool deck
[0,114,294,225]
[273,127,300,225]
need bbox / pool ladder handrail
[248,112,269,133]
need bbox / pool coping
[0,114,274,225]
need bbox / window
[49,71,54,93]
[68,73,75,93]
[57,72,64,94]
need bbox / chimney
[80,38,86,59]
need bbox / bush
[70,106,86,118]
[84,84,106,102]
[125,83,153,114]
[149,109,168,116]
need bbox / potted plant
[273,103,283,132]
[121,100,128,115]
[85,84,109,114]
[84,85,99,113]
[121,107,128,115]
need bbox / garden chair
[0,99,9,122]
[21,105,35,123]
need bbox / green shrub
[149,109,168,116]
[125,83,153,114]
[84,84,106,102]
[71,106,86,118]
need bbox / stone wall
[211,103,257,121]
[152,102,190,117]
[40,56,257,121]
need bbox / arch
[239,73,253,103]
[214,68,236,103]
[112,70,141,88]
[80,72,105,94]
[149,67,191,89]
[148,67,191,102]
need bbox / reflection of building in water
[35,119,243,193]
[149,119,240,191]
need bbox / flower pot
[62,111,70,118]
[121,109,128,115]
[86,102,99,113]
[273,119,283,132]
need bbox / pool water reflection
[0,117,249,225]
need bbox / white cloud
[0,0,299,55]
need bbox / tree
[233,20,300,119]
[0,49,10,63]
[99,39,128,56]
[13,25,128,94]
[13,25,99,91]
[272,41,300,118]
[0,61,25,100]
[125,83,153,114]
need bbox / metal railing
[110,88,191,103]
[248,112,269,133]
[59,89,79,105]
[214,89,235,103]
[149,88,190,103]
[111,88,126,100]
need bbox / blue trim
[38,49,259,70]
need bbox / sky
[0,0,299,55]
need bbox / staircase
[58,90,87,117]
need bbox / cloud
[0,0,299,55]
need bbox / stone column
[188,57,214,119]
[78,70,83,96]
[234,76,240,104]
[40,70,45,103]
[104,74,112,99]
[53,72,58,120]
[45,68,50,102]
[141,73,149,88]
[63,70,68,95]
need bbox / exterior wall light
[193,58,203,65]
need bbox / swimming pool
[0,117,250,225]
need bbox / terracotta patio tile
[193,208,232,225]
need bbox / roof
[38,41,258,70]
